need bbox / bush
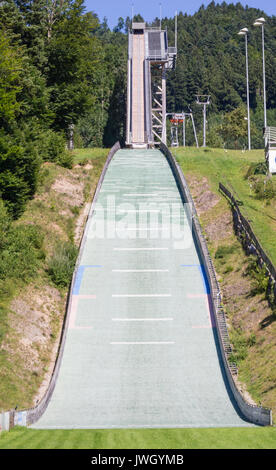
[247,333,256,347]
[215,244,236,259]
[0,171,30,218]
[245,162,267,179]
[0,224,44,283]
[0,199,10,249]
[223,265,234,274]
[56,150,73,169]
[47,241,78,288]
[37,129,65,163]
[246,256,270,295]
[229,329,248,364]
[254,178,276,200]
[0,132,40,218]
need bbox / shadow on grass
[259,313,276,329]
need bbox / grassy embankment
[0,148,109,413]
[174,147,276,420]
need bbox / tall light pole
[195,95,210,147]
[238,27,251,150]
[253,17,267,130]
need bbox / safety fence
[219,182,276,300]
[1,142,121,430]
[160,143,272,426]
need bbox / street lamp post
[253,17,267,130]
[238,28,251,150]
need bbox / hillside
[164,2,276,148]
[174,146,276,419]
[0,148,108,411]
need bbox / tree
[113,17,124,33]
[0,30,22,128]
[219,105,257,149]
[47,0,100,137]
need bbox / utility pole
[195,95,210,147]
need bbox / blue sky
[84,0,276,29]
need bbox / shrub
[56,150,73,169]
[0,132,40,218]
[0,171,30,218]
[0,224,44,283]
[47,241,78,288]
[37,130,65,163]
[223,265,234,274]
[36,129,73,168]
[215,244,236,259]
[245,162,267,179]
[247,333,256,347]
[0,199,10,249]
[249,175,276,200]
[229,329,248,363]
[246,256,270,295]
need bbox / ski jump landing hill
[9,142,271,429]
[4,22,272,431]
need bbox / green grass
[173,147,276,266]
[0,426,276,449]
[72,148,109,164]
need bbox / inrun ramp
[33,149,253,429]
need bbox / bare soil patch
[52,176,84,207]
[186,175,220,215]
[205,211,233,241]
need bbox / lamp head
[254,17,266,26]
[238,27,248,35]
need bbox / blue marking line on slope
[73,265,103,295]
[180,264,210,294]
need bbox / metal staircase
[264,127,276,174]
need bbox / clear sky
[84,0,276,29]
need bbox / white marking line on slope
[117,209,160,213]
[112,294,171,298]
[112,318,173,322]
[112,269,169,272]
[113,247,168,251]
[124,227,163,231]
[110,341,175,345]
[123,194,156,197]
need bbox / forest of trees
[0,1,276,218]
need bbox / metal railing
[264,127,276,148]
[168,47,177,55]
[147,49,167,60]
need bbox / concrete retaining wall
[0,412,10,431]
[160,143,272,427]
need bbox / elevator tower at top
[126,22,177,148]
